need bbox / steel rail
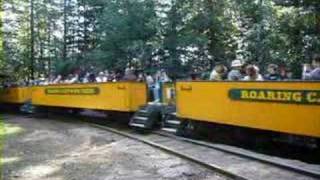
[154,131,320,179]
[89,123,249,180]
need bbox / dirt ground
[1,114,225,180]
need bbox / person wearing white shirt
[243,65,263,81]
[96,72,105,83]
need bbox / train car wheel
[33,106,49,118]
[70,108,81,116]
[177,120,198,138]
[107,111,132,124]
[176,119,187,136]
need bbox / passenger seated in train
[227,60,243,81]
[67,74,79,84]
[88,73,97,83]
[243,65,264,81]
[123,68,137,81]
[190,72,200,80]
[303,54,320,80]
[264,64,281,81]
[209,64,228,81]
[137,72,146,82]
[114,70,123,82]
[8,55,320,88]
[81,72,90,83]
[96,72,107,83]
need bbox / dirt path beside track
[0,114,225,180]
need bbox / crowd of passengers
[3,54,320,88]
[208,54,320,81]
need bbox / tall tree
[62,0,68,62]
[0,0,4,71]
[2,0,320,79]
[94,0,157,70]
[30,0,35,80]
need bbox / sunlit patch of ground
[0,124,24,137]
[20,165,61,179]
[1,157,20,164]
[1,115,224,180]
[0,115,25,178]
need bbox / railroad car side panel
[176,82,320,138]
[128,83,148,111]
[0,87,32,104]
[32,82,147,112]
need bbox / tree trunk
[30,0,35,81]
[63,0,68,62]
[206,0,216,68]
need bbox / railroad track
[12,112,319,180]
[154,131,320,179]
[88,123,319,180]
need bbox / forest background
[1,0,319,80]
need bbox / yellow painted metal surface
[162,83,176,105]
[0,87,32,104]
[176,81,320,138]
[32,82,147,112]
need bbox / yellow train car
[176,81,320,138]
[32,82,147,112]
[0,87,32,104]
[161,83,176,105]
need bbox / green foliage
[2,0,320,79]
[95,0,158,70]
[0,0,4,71]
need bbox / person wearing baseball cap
[228,59,243,81]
